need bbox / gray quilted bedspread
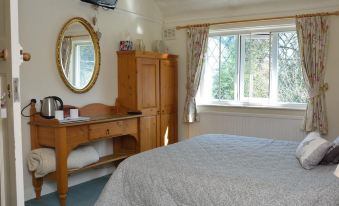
[95,134,339,206]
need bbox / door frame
[0,0,25,205]
[0,120,6,206]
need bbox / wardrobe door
[160,59,177,114]
[159,59,178,146]
[160,113,177,146]
[140,115,160,152]
[137,58,160,116]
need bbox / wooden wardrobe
[117,51,178,152]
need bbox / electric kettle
[40,96,64,119]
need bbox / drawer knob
[106,129,110,135]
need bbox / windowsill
[197,102,306,111]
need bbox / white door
[0,0,26,205]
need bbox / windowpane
[242,35,270,100]
[201,36,220,101]
[217,36,237,100]
[79,43,95,88]
[277,32,307,103]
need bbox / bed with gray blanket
[95,134,339,206]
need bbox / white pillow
[296,132,333,169]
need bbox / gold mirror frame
[56,17,101,93]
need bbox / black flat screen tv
[81,0,118,9]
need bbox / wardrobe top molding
[117,51,178,59]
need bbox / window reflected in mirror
[57,17,100,93]
[60,23,95,89]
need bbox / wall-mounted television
[81,0,118,10]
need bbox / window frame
[71,40,95,88]
[197,25,307,110]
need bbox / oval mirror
[56,17,100,93]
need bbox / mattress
[95,134,339,206]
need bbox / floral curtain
[296,15,329,134]
[183,26,209,123]
[61,37,73,78]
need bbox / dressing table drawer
[88,119,138,140]
[89,122,124,140]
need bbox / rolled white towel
[27,145,100,178]
[68,146,100,169]
[27,148,55,178]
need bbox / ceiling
[153,0,339,18]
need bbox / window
[70,40,95,88]
[198,28,307,108]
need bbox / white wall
[164,4,339,141]
[19,0,163,200]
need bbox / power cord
[21,99,38,117]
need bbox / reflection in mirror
[60,23,95,89]
[57,17,100,93]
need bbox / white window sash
[270,33,279,104]
[75,44,81,87]
[234,35,240,101]
[198,25,305,109]
[239,34,246,102]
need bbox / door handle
[0,49,8,61]
[20,50,31,62]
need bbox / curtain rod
[176,10,339,30]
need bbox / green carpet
[25,175,110,206]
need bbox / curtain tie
[309,83,328,98]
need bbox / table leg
[55,128,68,206]
[32,176,43,199]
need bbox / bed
[95,134,339,206]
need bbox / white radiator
[188,111,305,141]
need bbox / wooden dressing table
[29,103,141,206]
